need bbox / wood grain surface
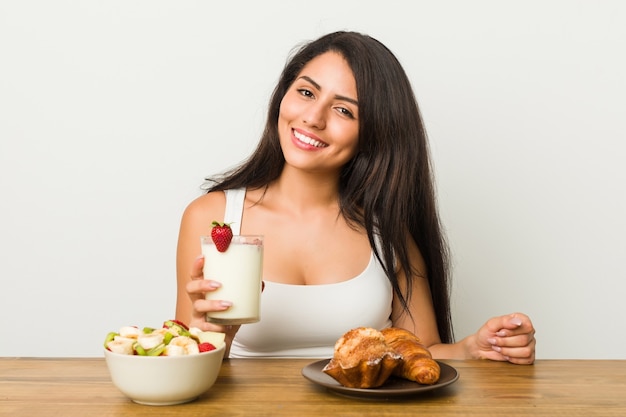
[1,358,624,416]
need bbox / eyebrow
[298,75,359,106]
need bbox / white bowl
[104,344,225,405]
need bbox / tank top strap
[223,188,246,235]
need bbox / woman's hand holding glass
[185,255,240,342]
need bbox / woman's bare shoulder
[181,191,227,227]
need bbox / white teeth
[294,130,327,148]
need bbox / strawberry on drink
[210,221,233,252]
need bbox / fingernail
[219,300,233,308]
[206,280,221,289]
[496,330,507,337]
[492,345,502,353]
[511,317,523,326]
[487,338,497,345]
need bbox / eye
[336,106,356,119]
[297,88,315,99]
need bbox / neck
[267,165,341,212]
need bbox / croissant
[322,327,402,388]
[381,327,441,385]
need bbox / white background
[1,1,624,358]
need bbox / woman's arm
[391,236,536,364]
[175,191,240,356]
[391,235,443,349]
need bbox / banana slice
[107,337,135,355]
[197,331,226,349]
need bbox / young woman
[176,31,536,364]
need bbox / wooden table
[1,357,625,416]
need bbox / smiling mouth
[293,130,328,148]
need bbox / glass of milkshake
[200,235,264,325]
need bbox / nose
[302,102,326,130]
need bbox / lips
[293,129,328,148]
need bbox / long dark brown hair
[206,31,453,343]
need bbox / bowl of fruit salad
[103,319,226,405]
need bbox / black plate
[302,359,459,399]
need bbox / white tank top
[225,188,393,358]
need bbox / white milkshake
[201,235,263,324]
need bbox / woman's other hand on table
[471,313,536,365]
